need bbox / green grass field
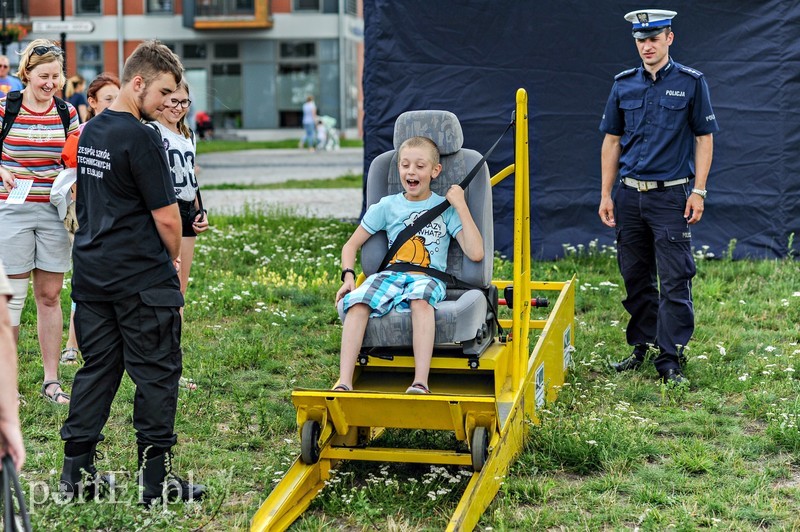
[13,210,800,530]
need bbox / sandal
[405,382,431,394]
[60,347,80,365]
[179,377,197,391]
[332,384,351,391]
[41,380,70,405]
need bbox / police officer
[598,9,719,385]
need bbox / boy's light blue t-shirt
[361,192,463,273]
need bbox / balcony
[190,0,272,30]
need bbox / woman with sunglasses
[0,39,79,405]
[149,81,209,320]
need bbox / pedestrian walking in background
[299,95,317,150]
[598,9,718,385]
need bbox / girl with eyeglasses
[0,39,80,406]
[148,81,207,391]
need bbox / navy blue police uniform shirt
[72,109,178,301]
[599,59,719,181]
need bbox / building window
[184,44,208,60]
[3,0,22,18]
[210,63,242,128]
[293,0,320,10]
[147,0,173,14]
[280,42,316,59]
[293,0,338,13]
[197,0,255,17]
[76,44,103,81]
[214,43,239,59]
[75,0,102,15]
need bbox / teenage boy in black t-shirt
[59,40,204,505]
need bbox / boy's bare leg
[410,299,436,389]
[338,303,370,389]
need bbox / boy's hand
[445,184,466,207]
[335,279,355,304]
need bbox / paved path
[197,147,364,219]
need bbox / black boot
[139,449,205,506]
[611,344,648,372]
[59,441,112,501]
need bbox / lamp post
[1,0,9,56]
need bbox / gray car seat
[338,110,496,361]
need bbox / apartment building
[4,1,363,131]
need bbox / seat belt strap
[378,115,515,272]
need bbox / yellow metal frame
[251,89,576,532]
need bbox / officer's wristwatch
[691,188,707,199]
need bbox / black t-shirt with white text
[72,109,178,301]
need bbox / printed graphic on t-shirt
[77,144,111,179]
[160,134,197,195]
[389,210,447,268]
[27,123,58,143]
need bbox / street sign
[32,21,95,34]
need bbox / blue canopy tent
[363,0,800,259]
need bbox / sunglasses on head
[31,45,63,57]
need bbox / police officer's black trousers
[61,282,183,450]
[614,184,696,372]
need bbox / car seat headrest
[392,110,464,156]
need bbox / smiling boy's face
[398,145,442,201]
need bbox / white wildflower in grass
[739,373,749,381]
[586,440,597,446]
[717,344,727,356]
[232,295,242,301]
[784,367,795,373]
[781,299,789,307]
[610,320,619,327]
[765,346,777,352]
[696,355,708,360]
[793,292,800,297]
[739,300,746,304]
[598,281,619,287]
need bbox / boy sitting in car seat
[334,136,484,394]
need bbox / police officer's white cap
[624,9,677,39]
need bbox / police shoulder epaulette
[614,68,637,80]
[678,65,703,79]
